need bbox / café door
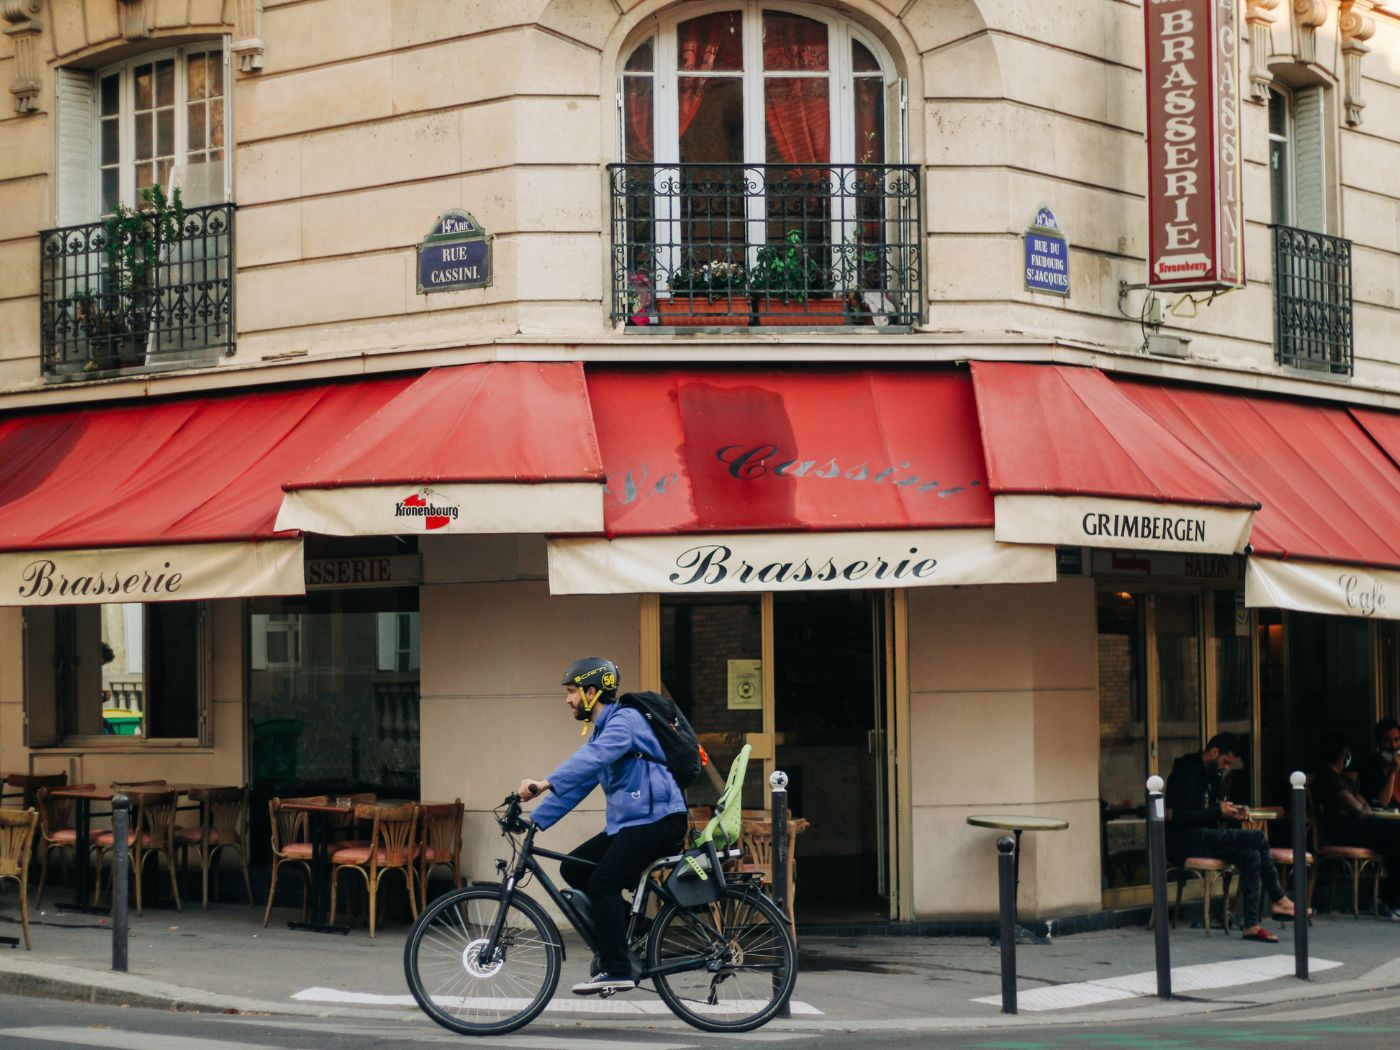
[652,590,907,920]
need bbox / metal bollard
[769,770,791,1020]
[111,793,129,973]
[1146,775,1171,1000]
[997,836,1017,1014]
[1291,771,1309,980]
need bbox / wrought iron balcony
[39,202,235,379]
[1272,224,1352,376]
[608,163,922,329]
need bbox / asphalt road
[6,990,1400,1049]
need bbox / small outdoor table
[280,798,355,935]
[967,814,1069,945]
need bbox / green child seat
[691,744,752,853]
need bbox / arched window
[620,6,894,168]
[612,4,918,328]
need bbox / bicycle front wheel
[646,884,798,1033]
[404,886,562,1036]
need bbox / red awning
[0,377,413,605]
[1120,381,1400,618]
[276,362,604,536]
[970,361,1257,554]
[546,368,1055,594]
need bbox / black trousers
[1173,828,1285,927]
[559,812,688,975]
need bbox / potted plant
[659,259,752,326]
[95,184,186,368]
[750,230,846,326]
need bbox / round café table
[967,814,1069,945]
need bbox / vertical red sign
[1145,0,1245,290]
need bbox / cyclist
[518,657,688,996]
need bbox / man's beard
[572,704,590,721]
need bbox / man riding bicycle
[518,657,688,996]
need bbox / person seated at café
[1166,732,1297,942]
[1360,718,1400,810]
[1314,733,1400,916]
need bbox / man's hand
[518,778,550,801]
[1220,801,1247,820]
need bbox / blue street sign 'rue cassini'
[417,210,492,293]
[1024,207,1069,296]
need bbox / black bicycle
[403,794,798,1036]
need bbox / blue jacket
[531,701,689,833]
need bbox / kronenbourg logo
[394,489,460,531]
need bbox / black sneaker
[571,972,636,996]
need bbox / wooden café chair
[262,796,319,927]
[329,802,419,938]
[93,788,182,915]
[415,799,464,902]
[175,786,254,909]
[34,784,99,906]
[0,808,38,949]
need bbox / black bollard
[1146,775,1171,1000]
[770,770,791,1019]
[111,793,129,973]
[997,836,1017,1014]
[1291,771,1308,980]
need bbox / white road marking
[971,953,1343,1012]
[0,1028,281,1050]
[292,985,822,1015]
[218,1015,813,1044]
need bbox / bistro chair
[34,783,99,906]
[330,792,378,850]
[415,799,464,903]
[93,788,183,915]
[175,786,253,909]
[262,796,320,927]
[329,802,418,938]
[1309,787,1385,918]
[739,804,810,926]
[0,808,38,949]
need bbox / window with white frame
[1268,85,1326,233]
[56,42,232,224]
[612,4,919,326]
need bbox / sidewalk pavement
[3,893,1400,1032]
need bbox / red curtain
[761,15,829,165]
[764,79,829,165]
[623,77,653,162]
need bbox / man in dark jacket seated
[1165,732,1296,942]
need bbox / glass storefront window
[1098,590,1146,890]
[660,595,763,807]
[23,601,203,742]
[247,588,420,800]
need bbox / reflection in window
[248,589,420,798]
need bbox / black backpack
[618,691,703,789]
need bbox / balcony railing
[1272,224,1352,376]
[39,202,235,379]
[608,163,922,329]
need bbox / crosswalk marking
[971,953,1342,1012]
[0,1028,276,1050]
[292,985,823,1015]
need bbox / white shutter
[376,612,397,672]
[885,78,908,165]
[250,613,269,671]
[1292,86,1325,234]
[54,68,96,224]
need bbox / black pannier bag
[665,840,726,909]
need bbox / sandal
[1271,903,1313,919]
[1242,926,1279,943]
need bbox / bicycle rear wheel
[646,884,797,1033]
[404,886,562,1036]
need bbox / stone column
[1291,0,1328,65]
[1244,0,1280,102]
[117,0,152,40]
[233,0,265,73]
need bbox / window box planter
[657,296,753,327]
[752,296,848,326]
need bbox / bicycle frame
[479,818,744,981]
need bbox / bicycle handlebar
[497,793,529,834]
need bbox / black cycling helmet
[560,657,619,697]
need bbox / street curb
[2,953,1399,1032]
